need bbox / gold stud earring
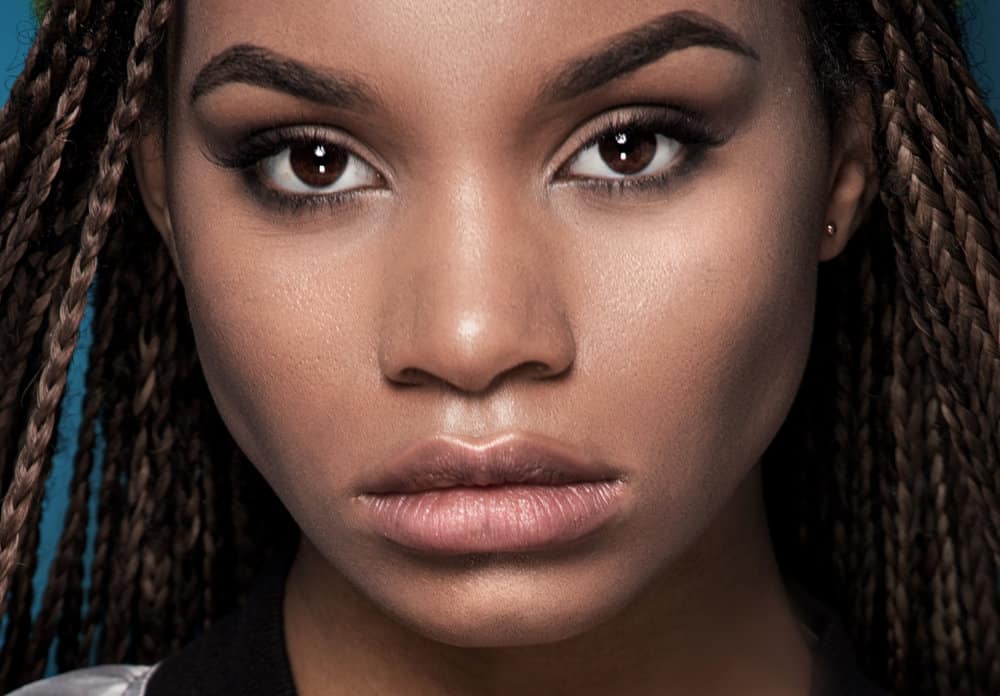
[825,223,837,237]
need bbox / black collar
[787,581,889,696]
[146,552,297,696]
[148,556,887,696]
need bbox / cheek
[166,181,376,499]
[570,145,825,518]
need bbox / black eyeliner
[206,124,384,216]
[554,107,726,198]
[208,106,727,216]
[572,108,726,155]
[236,170,371,216]
[208,125,341,170]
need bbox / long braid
[0,0,174,622]
[103,249,163,662]
[0,240,77,481]
[77,207,145,666]
[78,391,128,663]
[885,88,988,693]
[769,3,1000,694]
[878,0,1000,417]
[925,394,973,695]
[887,279,924,691]
[0,0,116,303]
[830,257,858,609]
[24,218,128,674]
[137,243,179,662]
[956,471,1000,692]
[909,0,1000,231]
[883,81,1000,554]
[761,11,1000,695]
[0,253,74,684]
[169,342,204,652]
[0,0,71,205]
[0,2,98,248]
[851,240,882,668]
[54,238,129,670]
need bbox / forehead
[171,0,802,106]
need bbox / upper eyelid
[211,124,386,179]
[566,107,715,152]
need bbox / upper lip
[361,432,622,495]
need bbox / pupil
[289,143,347,187]
[598,129,657,175]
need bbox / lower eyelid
[240,171,376,217]
[557,144,710,198]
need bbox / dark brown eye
[288,143,348,188]
[567,124,681,180]
[596,129,658,175]
[258,140,381,195]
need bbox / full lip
[358,431,624,496]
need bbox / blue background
[1,0,999,673]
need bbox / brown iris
[596,129,657,175]
[288,143,348,188]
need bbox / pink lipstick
[355,433,626,555]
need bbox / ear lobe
[818,92,881,262]
[130,131,181,272]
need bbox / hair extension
[0,253,73,684]
[0,1,107,297]
[0,0,177,680]
[0,0,173,621]
[168,344,205,653]
[137,248,180,663]
[101,237,167,663]
[764,2,1000,694]
[0,0,997,694]
[22,206,129,676]
[0,0,70,204]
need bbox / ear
[131,129,182,274]
[818,91,881,262]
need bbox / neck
[284,466,813,696]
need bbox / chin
[355,550,639,649]
[388,592,622,648]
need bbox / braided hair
[0,1,997,693]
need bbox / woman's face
[139,0,863,649]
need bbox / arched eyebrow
[537,10,759,104]
[190,44,384,109]
[189,10,759,109]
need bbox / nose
[377,178,575,394]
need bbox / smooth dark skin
[132,1,879,693]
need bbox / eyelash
[557,110,725,197]
[212,110,726,215]
[210,126,375,216]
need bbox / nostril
[515,360,564,380]
[386,359,568,393]
[378,302,577,393]
[393,367,434,387]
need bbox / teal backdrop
[1,0,1000,675]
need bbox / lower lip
[357,481,625,555]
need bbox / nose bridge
[379,168,574,392]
